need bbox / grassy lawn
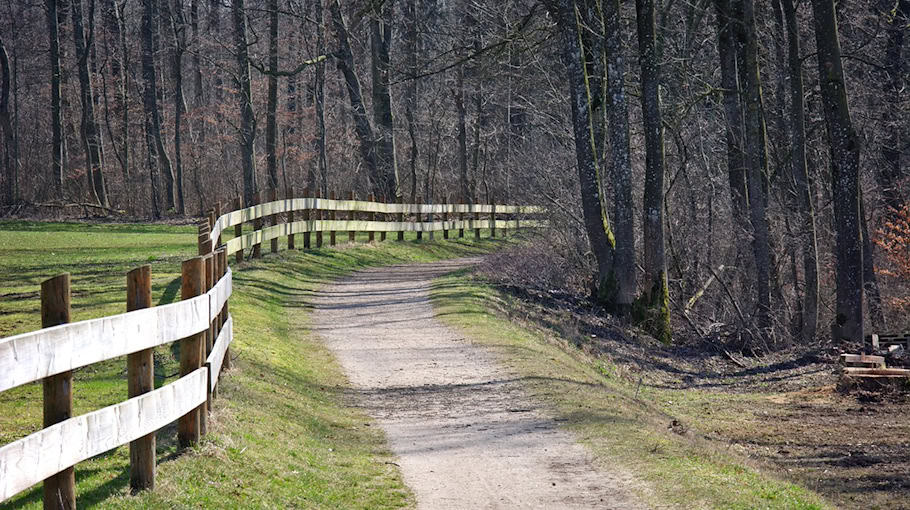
[430,269,832,510]
[0,220,505,509]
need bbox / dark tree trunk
[635,0,671,343]
[266,0,279,190]
[0,36,18,206]
[233,0,258,206]
[71,0,107,207]
[47,0,65,196]
[781,0,819,342]
[811,0,863,344]
[878,0,908,214]
[738,0,772,339]
[140,0,175,215]
[456,63,469,204]
[551,0,616,304]
[370,2,399,198]
[403,0,418,203]
[314,0,327,196]
[329,0,379,191]
[101,0,128,191]
[171,0,187,215]
[605,0,635,313]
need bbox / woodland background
[0,0,907,349]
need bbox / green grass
[0,220,510,509]
[430,269,831,510]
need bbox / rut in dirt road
[309,258,646,509]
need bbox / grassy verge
[0,220,509,509]
[430,269,831,510]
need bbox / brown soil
[492,282,910,510]
[309,259,647,509]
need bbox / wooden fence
[0,190,543,508]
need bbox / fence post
[267,188,277,254]
[329,191,337,246]
[347,191,356,242]
[397,195,405,241]
[218,249,231,371]
[316,189,324,248]
[428,197,435,241]
[303,187,312,249]
[252,191,263,258]
[379,195,387,242]
[41,274,75,510]
[178,257,204,448]
[368,193,376,242]
[442,197,449,240]
[417,197,424,241]
[474,202,481,240]
[459,195,465,239]
[233,196,244,264]
[287,186,296,250]
[214,201,223,247]
[490,199,497,238]
[127,266,155,492]
[200,252,214,436]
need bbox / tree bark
[140,0,175,216]
[403,0,419,203]
[0,36,18,206]
[456,62,470,205]
[878,0,908,215]
[811,0,863,344]
[551,0,616,304]
[605,0,635,313]
[781,0,819,342]
[370,2,399,198]
[101,0,128,191]
[330,0,379,193]
[738,0,773,339]
[233,0,258,206]
[266,0,279,190]
[46,0,65,196]
[635,0,671,342]
[314,0,327,196]
[71,0,107,207]
[171,0,188,215]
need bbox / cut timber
[842,367,910,377]
[840,354,885,368]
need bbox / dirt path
[310,259,646,509]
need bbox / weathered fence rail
[0,190,543,507]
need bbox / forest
[0,0,907,350]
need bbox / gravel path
[310,258,646,509]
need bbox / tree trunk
[101,0,128,193]
[605,0,635,314]
[738,0,772,340]
[140,0,174,216]
[71,0,106,207]
[860,197,885,330]
[171,0,187,215]
[781,0,819,342]
[266,0,279,190]
[403,0,418,204]
[552,0,616,304]
[456,62,469,204]
[0,36,18,206]
[635,0,671,343]
[329,0,378,192]
[370,2,399,198]
[811,0,863,344]
[47,0,65,196]
[233,0,258,206]
[878,0,908,215]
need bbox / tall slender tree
[46,0,65,196]
[370,1,399,198]
[233,0,258,205]
[635,0,671,342]
[811,0,863,344]
[266,0,280,190]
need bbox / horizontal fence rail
[0,189,543,507]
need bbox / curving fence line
[0,190,544,508]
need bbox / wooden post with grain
[416,197,424,241]
[178,257,204,448]
[367,193,376,242]
[316,189,324,248]
[329,190,337,246]
[459,195,465,238]
[200,253,214,436]
[348,191,356,242]
[474,202,481,240]
[490,199,497,238]
[233,196,243,264]
[218,249,231,371]
[127,266,155,492]
[269,188,279,254]
[379,195,387,242]
[303,187,312,249]
[397,195,405,241]
[41,273,76,510]
[252,191,263,259]
[442,197,449,240]
[287,186,296,250]
[214,201,223,246]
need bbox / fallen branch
[32,201,124,215]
